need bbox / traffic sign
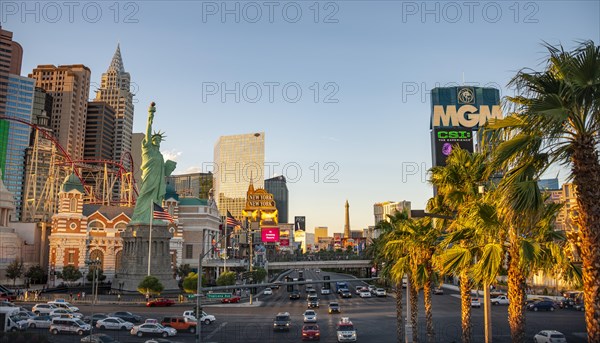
[206,293,232,299]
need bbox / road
[16,268,587,342]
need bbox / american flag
[153,203,175,223]
[226,210,240,227]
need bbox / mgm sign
[430,87,501,166]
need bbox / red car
[302,323,321,341]
[221,295,241,303]
[146,298,175,307]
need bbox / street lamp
[85,258,100,335]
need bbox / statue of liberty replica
[115,102,179,292]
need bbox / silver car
[27,315,53,329]
[96,317,134,330]
[130,323,177,338]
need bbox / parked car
[161,316,197,333]
[49,317,91,336]
[108,311,142,323]
[80,333,121,343]
[374,288,387,297]
[527,301,557,312]
[84,313,108,326]
[302,324,321,341]
[146,298,174,307]
[48,300,79,312]
[96,317,134,330]
[27,315,53,329]
[32,303,57,315]
[328,302,341,314]
[533,330,567,343]
[130,323,177,338]
[263,288,273,295]
[574,303,585,312]
[470,297,481,308]
[273,312,291,331]
[433,287,444,295]
[221,295,241,303]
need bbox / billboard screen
[261,227,280,243]
[294,216,305,231]
[280,227,290,246]
[432,127,474,166]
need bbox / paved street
[14,269,587,343]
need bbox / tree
[251,268,267,283]
[24,265,47,285]
[487,41,600,341]
[59,265,82,284]
[216,271,236,286]
[86,268,107,283]
[137,276,164,296]
[175,264,192,278]
[182,272,206,294]
[5,259,24,286]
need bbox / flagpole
[148,202,153,276]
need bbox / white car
[26,315,53,329]
[96,317,134,330]
[533,330,567,343]
[47,300,79,312]
[374,288,387,297]
[49,308,84,318]
[303,310,317,323]
[321,288,331,295]
[32,303,57,315]
[130,323,177,338]
[263,288,273,295]
[359,291,372,298]
[471,297,481,308]
[182,310,216,325]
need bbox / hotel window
[69,198,77,212]
[185,244,193,259]
[67,252,75,265]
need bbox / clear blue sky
[5,1,598,234]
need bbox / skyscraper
[2,75,35,221]
[167,172,213,199]
[0,27,23,119]
[29,64,91,160]
[94,44,134,166]
[213,132,264,219]
[264,175,288,223]
[84,101,115,161]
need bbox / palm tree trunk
[571,137,600,342]
[460,270,472,343]
[507,228,526,343]
[410,280,419,343]
[423,273,435,343]
[396,281,404,343]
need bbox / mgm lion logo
[457,87,475,104]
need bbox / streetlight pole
[478,185,492,343]
[196,229,204,343]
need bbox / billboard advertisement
[294,216,305,232]
[279,227,290,246]
[261,227,280,243]
[432,127,474,166]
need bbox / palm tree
[430,147,490,343]
[487,41,600,340]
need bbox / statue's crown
[152,130,166,141]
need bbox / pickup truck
[491,295,510,305]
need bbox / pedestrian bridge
[202,259,372,269]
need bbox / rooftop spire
[108,43,125,72]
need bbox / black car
[289,290,301,300]
[273,312,291,331]
[527,300,556,312]
[341,290,352,298]
[307,296,319,308]
[108,311,142,323]
[80,333,120,343]
[84,313,108,326]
